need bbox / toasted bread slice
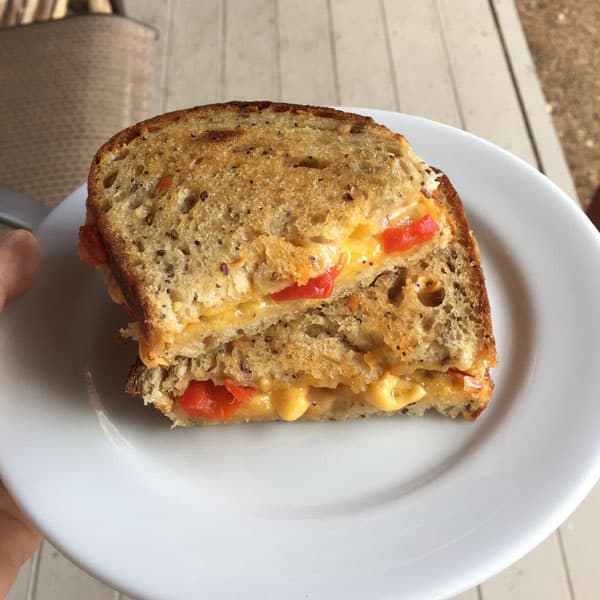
[126,175,497,426]
[81,102,454,367]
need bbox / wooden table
[8,1,597,599]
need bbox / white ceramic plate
[2,109,600,600]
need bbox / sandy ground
[516,0,600,208]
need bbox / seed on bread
[154,175,173,196]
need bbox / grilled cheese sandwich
[126,173,496,426]
[79,102,496,426]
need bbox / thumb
[0,230,40,311]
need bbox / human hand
[0,230,42,599]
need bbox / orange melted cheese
[176,369,471,423]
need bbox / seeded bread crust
[85,101,449,366]
[126,175,497,425]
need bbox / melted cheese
[233,386,311,421]
[365,373,426,411]
[177,369,468,423]
[272,387,311,421]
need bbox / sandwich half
[79,101,455,367]
[126,174,497,425]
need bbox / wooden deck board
[480,534,572,600]
[33,542,114,600]
[277,0,337,104]
[436,0,535,164]
[559,484,600,600]
[383,0,461,127]
[162,0,221,110]
[490,0,578,202]
[223,0,278,101]
[5,553,36,600]
[330,0,396,109]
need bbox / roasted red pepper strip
[382,214,439,254]
[78,224,107,268]
[224,379,256,403]
[271,258,345,301]
[179,380,254,422]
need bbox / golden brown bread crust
[82,102,496,426]
[126,174,497,426]
[433,170,497,366]
[85,101,449,365]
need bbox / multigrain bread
[81,101,453,367]
[77,102,497,426]
[126,175,497,426]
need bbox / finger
[0,481,41,598]
[0,230,40,311]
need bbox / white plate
[2,109,600,600]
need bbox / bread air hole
[168,289,183,303]
[422,316,434,332]
[310,214,328,226]
[296,157,329,169]
[387,268,407,304]
[177,192,198,214]
[285,156,329,170]
[306,325,324,338]
[110,149,130,163]
[103,171,119,188]
[309,234,334,244]
[416,277,445,307]
[453,281,466,296]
